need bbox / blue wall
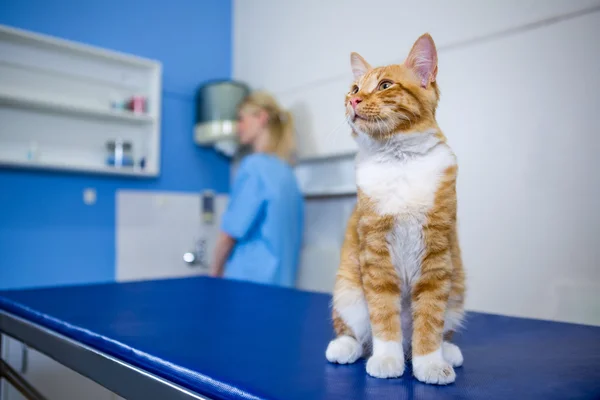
[0,0,232,290]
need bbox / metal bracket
[0,357,48,400]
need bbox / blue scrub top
[221,153,304,288]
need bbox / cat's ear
[404,33,438,88]
[350,52,371,80]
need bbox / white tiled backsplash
[116,190,228,282]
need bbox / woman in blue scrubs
[210,91,304,288]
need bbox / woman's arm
[212,157,266,278]
[210,231,236,277]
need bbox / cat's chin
[348,117,374,132]
[354,125,393,140]
[347,115,396,140]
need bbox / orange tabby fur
[325,34,466,385]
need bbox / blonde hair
[239,91,296,164]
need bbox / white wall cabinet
[0,24,162,177]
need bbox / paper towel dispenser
[194,80,250,156]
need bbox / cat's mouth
[348,107,366,122]
[352,112,368,122]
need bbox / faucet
[183,238,208,271]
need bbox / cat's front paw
[366,355,405,379]
[413,349,456,385]
[442,341,463,367]
[326,335,362,364]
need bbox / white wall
[233,1,600,326]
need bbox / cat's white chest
[356,144,455,217]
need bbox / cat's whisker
[375,116,392,139]
[395,112,413,129]
[405,110,418,128]
[384,117,395,137]
[326,117,350,138]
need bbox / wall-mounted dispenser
[194,80,250,157]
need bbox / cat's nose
[350,97,362,109]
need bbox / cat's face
[346,34,440,139]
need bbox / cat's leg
[411,166,458,385]
[327,294,368,364]
[442,227,466,367]
[326,207,369,365]
[411,252,454,384]
[359,214,405,379]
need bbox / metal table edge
[0,310,212,400]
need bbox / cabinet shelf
[0,89,154,124]
[0,157,156,178]
[303,186,357,198]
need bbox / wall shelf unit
[0,24,162,177]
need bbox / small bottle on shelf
[110,93,125,111]
[127,95,146,114]
[106,139,134,168]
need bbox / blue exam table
[0,277,599,400]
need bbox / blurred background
[1,2,599,392]
[1,0,599,320]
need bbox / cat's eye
[378,81,393,91]
[350,85,359,94]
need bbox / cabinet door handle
[21,343,28,374]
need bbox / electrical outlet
[83,188,96,205]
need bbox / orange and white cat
[325,33,466,385]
